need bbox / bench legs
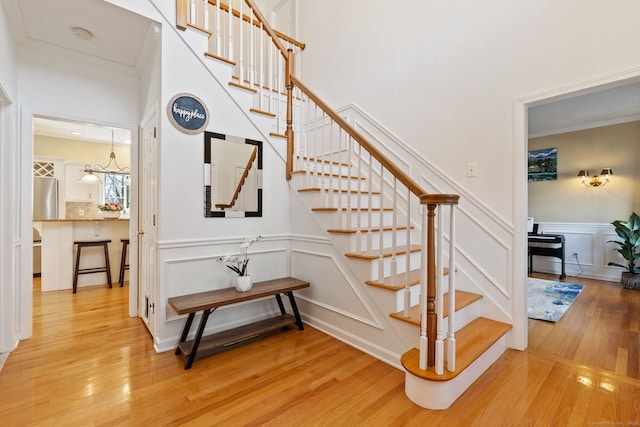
[286,291,304,331]
[174,291,304,370]
[182,308,216,370]
[175,312,195,355]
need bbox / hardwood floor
[1,275,640,425]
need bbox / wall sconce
[577,168,613,187]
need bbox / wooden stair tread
[312,207,393,212]
[229,81,257,93]
[389,290,481,325]
[269,132,287,138]
[401,317,512,381]
[250,108,276,118]
[291,170,365,180]
[297,188,380,195]
[366,267,449,291]
[328,225,413,235]
[204,51,236,66]
[294,156,350,167]
[345,244,421,260]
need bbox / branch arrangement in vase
[217,235,263,276]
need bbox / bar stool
[73,240,112,293]
[119,239,130,286]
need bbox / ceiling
[33,117,131,145]
[528,82,640,138]
[3,0,151,67]
[2,0,640,140]
[2,0,151,144]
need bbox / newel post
[285,48,294,179]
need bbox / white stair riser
[299,190,383,210]
[388,296,484,347]
[366,251,423,279]
[328,229,417,254]
[307,176,369,192]
[345,252,421,284]
[404,335,509,410]
[314,210,401,229]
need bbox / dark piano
[528,233,566,280]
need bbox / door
[139,108,158,335]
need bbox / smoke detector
[71,27,93,41]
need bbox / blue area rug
[527,278,584,322]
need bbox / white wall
[528,121,640,224]
[0,0,18,353]
[297,0,640,221]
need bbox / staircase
[173,0,512,410]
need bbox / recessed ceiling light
[71,131,83,136]
[71,27,93,41]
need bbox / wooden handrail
[177,0,306,50]
[421,193,460,205]
[240,0,287,58]
[291,75,429,200]
[215,146,257,210]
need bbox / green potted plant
[608,212,640,289]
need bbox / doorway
[31,115,137,307]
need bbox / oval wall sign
[167,93,210,135]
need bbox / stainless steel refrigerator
[33,176,59,220]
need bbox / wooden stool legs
[73,240,112,293]
[119,239,130,286]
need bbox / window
[103,174,130,211]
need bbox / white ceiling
[528,82,640,138]
[2,0,150,144]
[33,117,131,145]
[4,0,152,67]
[2,0,640,139]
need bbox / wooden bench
[168,277,310,370]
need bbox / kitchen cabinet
[64,162,99,203]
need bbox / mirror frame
[203,131,263,218]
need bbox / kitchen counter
[34,219,130,292]
[38,218,130,222]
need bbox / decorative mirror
[204,131,263,217]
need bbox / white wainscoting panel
[532,222,622,282]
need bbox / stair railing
[175,0,460,373]
[176,0,305,141]
[214,145,257,210]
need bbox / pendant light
[79,129,131,183]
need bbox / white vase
[99,210,121,219]
[235,275,252,292]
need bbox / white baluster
[391,177,398,288]
[377,164,384,282]
[366,153,373,253]
[189,0,196,25]
[238,1,244,84]
[203,0,209,30]
[248,6,255,89]
[346,135,353,230]
[328,121,335,210]
[447,205,456,372]
[228,0,234,62]
[214,0,221,55]
[435,205,444,375]
[355,145,363,254]
[258,22,264,111]
[403,191,411,317]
